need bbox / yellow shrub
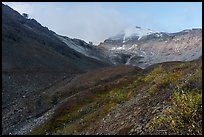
[146,89,202,135]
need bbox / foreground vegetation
[30,59,202,135]
[145,61,202,135]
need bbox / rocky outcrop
[99,28,202,68]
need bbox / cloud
[3,2,127,44]
[48,5,127,44]
[3,2,201,44]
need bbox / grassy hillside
[29,59,202,135]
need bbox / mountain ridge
[98,27,202,68]
[2,4,202,135]
[2,3,110,135]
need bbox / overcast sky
[3,2,202,44]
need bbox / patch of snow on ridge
[123,26,157,40]
[108,26,158,42]
[111,44,126,51]
[141,50,147,56]
[150,51,154,55]
[128,44,138,50]
[156,33,163,37]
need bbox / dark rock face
[2,4,109,134]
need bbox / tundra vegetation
[30,59,202,135]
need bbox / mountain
[98,26,202,68]
[57,35,112,64]
[108,26,157,42]
[2,4,110,134]
[2,4,202,135]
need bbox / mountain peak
[124,26,156,40]
[108,26,158,41]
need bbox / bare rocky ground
[4,65,141,135]
[2,72,75,135]
[2,4,109,135]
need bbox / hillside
[28,58,202,135]
[2,4,109,135]
[2,4,202,135]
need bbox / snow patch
[111,44,126,51]
[123,26,157,40]
[156,33,163,37]
[128,44,138,50]
[108,26,158,41]
[141,50,146,56]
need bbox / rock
[115,113,120,118]
[121,121,125,126]
[136,125,142,131]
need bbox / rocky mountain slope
[98,26,202,68]
[11,65,142,135]
[83,58,202,135]
[28,58,202,135]
[2,4,110,135]
[57,35,111,64]
[2,3,202,135]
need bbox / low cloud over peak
[3,2,202,44]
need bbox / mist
[48,6,127,44]
[3,2,202,44]
[4,2,128,44]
